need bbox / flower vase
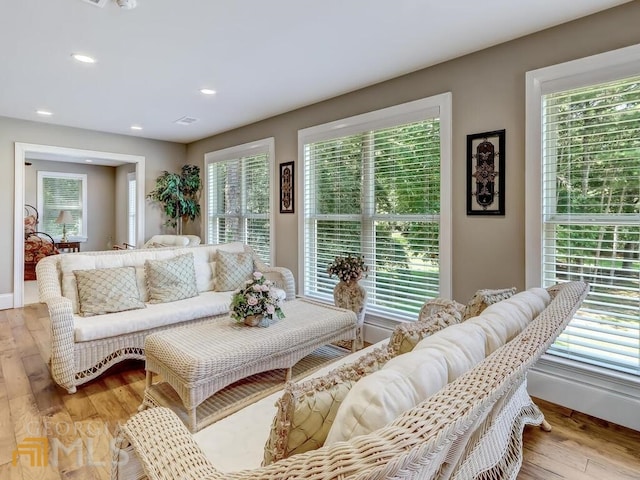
[244,314,263,327]
[333,278,366,350]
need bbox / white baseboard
[529,356,640,432]
[363,322,392,345]
[0,293,14,311]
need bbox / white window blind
[301,96,451,320]
[205,139,274,264]
[127,172,136,246]
[541,75,640,376]
[37,171,88,240]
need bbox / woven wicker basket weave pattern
[36,244,296,393]
[143,298,357,429]
[113,281,589,480]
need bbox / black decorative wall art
[466,130,505,215]
[279,161,294,213]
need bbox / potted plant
[147,164,201,234]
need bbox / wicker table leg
[285,367,292,382]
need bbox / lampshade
[55,210,73,224]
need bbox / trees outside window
[527,48,640,377]
[300,95,452,320]
[204,138,274,264]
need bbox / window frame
[36,170,88,242]
[525,44,640,393]
[203,138,276,265]
[298,93,452,322]
[127,171,136,246]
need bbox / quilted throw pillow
[462,287,517,321]
[145,253,199,303]
[214,250,254,291]
[388,307,462,355]
[74,266,145,317]
[262,346,395,466]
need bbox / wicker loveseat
[112,281,589,480]
[36,242,295,393]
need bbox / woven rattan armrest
[113,407,221,480]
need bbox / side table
[55,241,81,253]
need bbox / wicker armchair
[24,204,58,281]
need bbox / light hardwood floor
[1,303,639,479]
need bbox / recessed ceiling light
[36,110,53,116]
[72,53,96,64]
[200,88,216,95]
[130,125,143,131]
[85,159,94,163]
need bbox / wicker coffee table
[142,298,357,431]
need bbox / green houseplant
[147,164,201,234]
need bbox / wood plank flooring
[1,303,638,479]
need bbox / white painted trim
[297,92,454,302]
[529,356,640,431]
[0,294,14,311]
[363,322,392,346]
[14,143,145,308]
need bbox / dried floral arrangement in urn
[230,272,285,327]
[327,254,369,283]
[328,254,368,349]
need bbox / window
[204,138,275,264]
[300,94,452,321]
[526,45,640,377]
[37,171,88,241]
[127,172,136,246]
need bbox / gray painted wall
[186,2,640,304]
[2,116,186,294]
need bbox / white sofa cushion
[73,291,233,342]
[324,347,449,445]
[413,322,486,382]
[464,287,551,355]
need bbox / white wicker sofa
[112,281,589,480]
[36,242,295,394]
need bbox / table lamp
[55,210,73,242]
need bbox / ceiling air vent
[174,116,199,126]
[80,0,109,7]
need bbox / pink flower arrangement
[230,271,285,322]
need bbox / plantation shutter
[206,141,272,263]
[542,75,640,376]
[303,116,442,319]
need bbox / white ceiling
[0,0,631,144]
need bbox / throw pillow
[462,287,516,321]
[418,297,465,321]
[388,308,461,355]
[214,250,254,291]
[145,253,199,303]
[74,267,146,317]
[324,347,449,445]
[262,346,395,465]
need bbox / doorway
[14,143,145,308]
